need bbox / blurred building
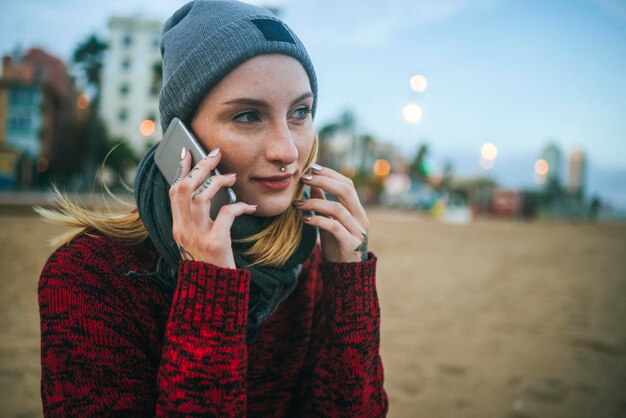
[0,47,83,189]
[491,189,524,218]
[532,144,589,220]
[541,143,563,191]
[100,16,162,156]
[567,148,586,197]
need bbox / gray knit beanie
[159,0,318,134]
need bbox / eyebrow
[222,92,313,108]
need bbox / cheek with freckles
[214,140,259,175]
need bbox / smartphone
[154,117,236,220]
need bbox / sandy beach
[1,206,625,417]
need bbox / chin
[237,183,299,217]
[254,198,292,217]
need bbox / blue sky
[2,0,625,208]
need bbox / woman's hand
[169,147,257,268]
[294,164,369,263]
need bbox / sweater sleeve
[295,251,389,417]
[155,260,250,416]
[39,242,251,417]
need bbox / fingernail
[249,204,258,209]
[303,215,312,221]
[208,147,220,158]
[311,163,323,171]
[224,173,237,177]
[302,174,314,181]
[293,200,304,206]
[180,147,186,160]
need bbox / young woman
[37,1,388,416]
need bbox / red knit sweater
[38,229,388,417]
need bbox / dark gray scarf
[126,143,317,344]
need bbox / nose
[266,121,298,167]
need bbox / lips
[252,173,294,182]
[251,173,294,191]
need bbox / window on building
[122,58,131,70]
[118,109,128,123]
[120,83,130,96]
[152,38,160,49]
[9,88,35,105]
[8,115,32,131]
[123,34,133,47]
[151,61,162,97]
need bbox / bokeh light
[481,143,498,161]
[76,94,90,109]
[373,159,391,177]
[421,158,436,176]
[403,103,423,124]
[410,75,428,93]
[139,119,156,136]
[535,159,549,176]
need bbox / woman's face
[190,54,315,217]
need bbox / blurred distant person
[35,1,387,416]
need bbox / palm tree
[410,143,429,182]
[72,34,108,189]
[73,34,107,105]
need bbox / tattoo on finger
[192,177,213,200]
[187,167,200,179]
[178,244,195,261]
[354,232,368,262]
[173,161,183,185]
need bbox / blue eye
[234,111,260,124]
[293,106,312,120]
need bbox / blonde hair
[34,136,319,268]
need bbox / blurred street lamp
[140,119,156,136]
[479,142,497,170]
[373,159,391,177]
[535,159,549,176]
[403,103,423,124]
[410,74,428,93]
[76,94,90,109]
[534,159,549,185]
[481,143,498,160]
